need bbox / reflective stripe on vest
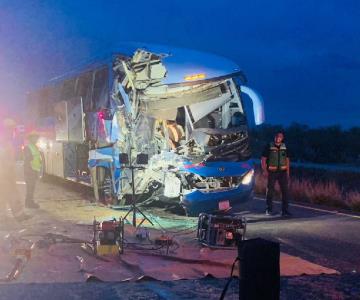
[28,144,42,172]
[268,142,287,171]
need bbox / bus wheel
[93,166,114,205]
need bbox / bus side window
[76,71,93,112]
[38,87,52,119]
[61,79,76,102]
[48,84,62,108]
[92,67,109,111]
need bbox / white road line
[254,196,360,220]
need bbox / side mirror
[240,85,265,125]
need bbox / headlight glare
[241,169,254,185]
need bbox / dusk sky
[0,0,359,128]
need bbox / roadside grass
[254,172,360,213]
[346,191,360,212]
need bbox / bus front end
[112,45,264,216]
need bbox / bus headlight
[241,169,254,185]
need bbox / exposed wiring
[171,227,198,237]
[148,215,198,235]
[124,243,165,251]
[220,257,239,300]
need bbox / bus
[26,43,264,216]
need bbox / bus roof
[118,43,242,85]
[48,43,243,86]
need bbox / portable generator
[92,218,124,255]
[197,213,246,248]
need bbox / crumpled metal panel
[142,85,223,111]
[128,50,167,90]
[188,91,230,123]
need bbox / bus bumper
[180,182,254,217]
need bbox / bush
[250,124,360,164]
[346,191,360,212]
[254,170,360,212]
[290,178,312,203]
[254,172,267,195]
[305,180,344,208]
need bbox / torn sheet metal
[188,90,231,123]
[125,50,167,90]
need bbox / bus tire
[92,166,114,204]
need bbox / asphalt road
[233,197,360,274]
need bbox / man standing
[261,132,291,217]
[0,119,30,221]
[24,132,42,209]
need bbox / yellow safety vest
[28,144,42,172]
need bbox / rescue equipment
[197,213,246,248]
[92,218,124,256]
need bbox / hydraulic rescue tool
[92,217,124,256]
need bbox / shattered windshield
[175,79,251,162]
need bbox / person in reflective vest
[24,132,42,209]
[0,119,31,221]
[261,132,291,217]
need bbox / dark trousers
[266,171,289,213]
[25,170,39,205]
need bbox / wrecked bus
[26,44,264,216]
